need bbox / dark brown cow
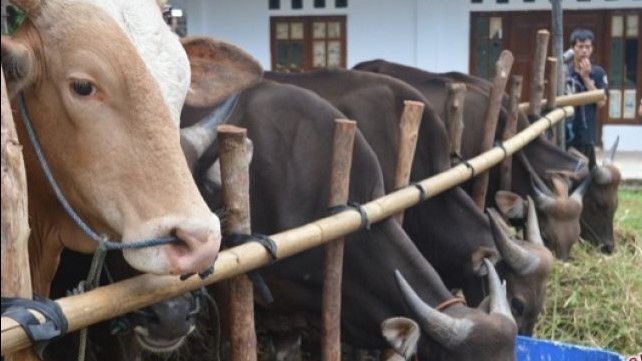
[181,36,518,360]
[266,68,551,336]
[353,59,601,260]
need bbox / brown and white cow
[1,1,222,354]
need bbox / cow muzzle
[122,214,221,275]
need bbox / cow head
[1,0,220,276]
[395,260,517,361]
[578,138,621,253]
[487,206,553,336]
[529,173,590,260]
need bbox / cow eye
[511,298,525,317]
[71,80,96,96]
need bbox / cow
[179,36,518,360]
[569,142,621,253]
[353,59,601,260]
[1,0,226,356]
[265,68,552,336]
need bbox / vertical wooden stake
[218,124,257,361]
[551,0,566,148]
[472,50,514,209]
[1,68,38,361]
[528,29,550,119]
[393,101,424,224]
[322,119,357,361]
[546,57,558,110]
[446,83,467,166]
[499,75,523,191]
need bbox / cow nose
[600,244,614,254]
[166,220,221,275]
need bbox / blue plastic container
[516,335,624,361]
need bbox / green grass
[534,189,642,355]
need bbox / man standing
[565,28,608,169]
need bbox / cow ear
[181,36,262,110]
[1,35,37,97]
[495,190,526,220]
[547,174,570,197]
[471,246,499,276]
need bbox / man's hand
[579,58,592,81]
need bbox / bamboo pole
[322,119,356,361]
[499,75,523,191]
[528,29,550,119]
[1,106,577,357]
[393,101,424,224]
[472,50,514,209]
[519,89,605,113]
[218,125,257,361]
[1,68,39,361]
[445,83,467,166]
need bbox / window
[269,0,280,10]
[335,0,347,8]
[608,13,639,121]
[292,0,302,9]
[271,16,347,72]
[314,0,326,8]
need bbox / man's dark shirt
[565,62,608,147]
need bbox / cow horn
[602,136,619,166]
[483,258,515,323]
[525,196,544,246]
[570,175,591,204]
[394,270,473,349]
[487,208,539,274]
[530,175,556,211]
[593,166,613,185]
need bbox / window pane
[290,22,304,39]
[313,41,326,67]
[276,22,289,39]
[292,0,302,9]
[269,0,280,10]
[335,0,347,8]
[626,14,638,37]
[314,0,326,8]
[290,42,304,71]
[327,40,341,67]
[609,90,622,118]
[624,38,638,88]
[276,41,289,70]
[327,21,341,38]
[623,89,637,119]
[489,17,502,39]
[609,39,623,88]
[612,15,623,37]
[313,22,327,39]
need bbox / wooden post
[546,57,558,110]
[393,101,424,224]
[551,0,566,148]
[445,83,467,166]
[528,29,550,119]
[322,119,356,361]
[1,68,38,361]
[471,50,514,209]
[499,75,523,191]
[218,125,257,361]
